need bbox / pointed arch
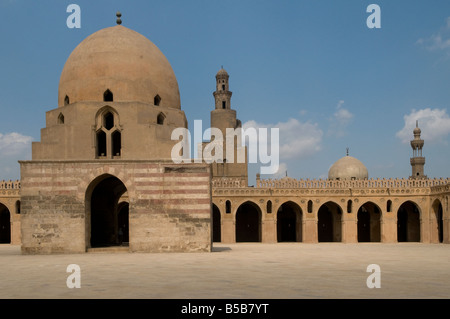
[212,204,221,242]
[85,174,128,249]
[157,112,166,125]
[235,201,262,242]
[64,95,70,106]
[58,113,65,124]
[357,201,381,242]
[318,201,342,242]
[432,199,444,243]
[397,201,421,242]
[0,203,11,244]
[103,89,113,102]
[154,94,161,106]
[277,201,302,242]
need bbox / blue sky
[1,0,450,184]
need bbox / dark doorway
[318,202,342,242]
[357,202,381,242]
[433,200,444,243]
[117,202,129,245]
[0,204,11,244]
[212,204,221,242]
[357,209,371,242]
[277,201,302,242]
[236,202,261,242]
[89,175,127,248]
[397,201,420,242]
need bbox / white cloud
[417,17,450,52]
[0,132,33,156]
[242,117,323,161]
[396,108,450,143]
[0,132,33,179]
[272,162,288,179]
[328,100,354,137]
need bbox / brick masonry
[19,160,211,254]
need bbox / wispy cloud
[328,100,354,138]
[417,17,450,53]
[396,108,450,144]
[243,117,323,161]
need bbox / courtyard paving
[0,243,449,299]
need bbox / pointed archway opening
[277,201,302,242]
[318,202,342,242]
[397,201,421,242]
[0,203,11,244]
[212,204,221,242]
[357,202,381,242]
[236,201,261,242]
[86,174,128,249]
[432,200,444,243]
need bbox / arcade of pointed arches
[211,195,447,244]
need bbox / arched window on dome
[157,112,165,125]
[64,95,70,106]
[103,89,113,102]
[154,95,161,106]
[58,113,65,125]
[95,106,121,159]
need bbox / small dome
[414,126,421,135]
[58,25,180,108]
[216,68,229,77]
[328,155,368,180]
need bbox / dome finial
[116,11,122,25]
[346,147,349,156]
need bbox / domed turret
[328,154,368,180]
[59,25,180,109]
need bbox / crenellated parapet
[256,177,450,189]
[0,180,21,190]
[212,177,247,188]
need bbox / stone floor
[0,242,449,299]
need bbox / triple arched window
[95,106,122,158]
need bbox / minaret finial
[416,120,418,128]
[116,12,122,25]
[346,147,349,156]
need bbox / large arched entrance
[357,202,381,242]
[0,203,11,244]
[86,174,128,248]
[212,204,221,242]
[236,201,261,242]
[397,201,421,242]
[277,201,302,242]
[432,199,444,243]
[318,202,342,242]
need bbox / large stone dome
[328,155,368,180]
[58,25,180,108]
